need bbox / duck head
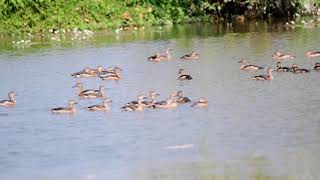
[68,100,78,107]
[238,58,247,64]
[199,97,207,103]
[178,68,184,75]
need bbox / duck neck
[276,62,281,68]
[150,96,156,103]
[69,103,75,109]
[137,100,144,110]
[103,101,109,107]
[170,95,176,102]
[240,63,245,70]
[77,85,83,94]
[268,70,273,79]
[165,50,171,59]
[9,94,16,103]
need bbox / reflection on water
[0,21,320,180]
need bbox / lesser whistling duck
[153,92,178,109]
[191,97,208,108]
[314,63,320,70]
[180,51,199,60]
[253,68,274,81]
[142,91,160,108]
[276,62,290,72]
[79,86,105,99]
[238,59,264,71]
[159,48,173,60]
[86,97,112,112]
[148,53,161,62]
[290,64,310,73]
[73,83,102,96]
[273,51,295,62]
[51,100,77,114]
[71,67,96,78]
[178,68,192,80]
[0,92,16,107]
[95,66,107,74]
[121,95,145,112]
[99,69,121,80]
[305,50,320,58]
[176,91,191,104]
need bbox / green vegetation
[0,0,319,35]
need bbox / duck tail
[258,66,264,69]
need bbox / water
[0,22,320,180]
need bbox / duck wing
[125,101,138,106]
[148,54,158,60]
[180,54,192,59]
[71,71,83,77]
[51,107,66,111]
[87,105,104,110]
[0,100,9,104]
[277,67,290,72]
[178,75,193,80]
[253,75,269,80]
[121,104,136,111]
[299,68,310,73]
[243,64,264,70]
[80,89,98,95]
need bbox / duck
[276,62,290,72]
[86,97,111,112]
[121,95,145,112]
[238,59,264,71]
[159,48,173,60]
[95,66,107,74]
[314,63,320,70]
[98,67,117,77]
[0,92,16,107]
[178,68,192,80]
[71,67,96,78]
[180,51,199,60]
[153,98,178,109]
[125,91,159,108]
[191,97,208,108]
[113,66,122,72]
[99,69,121,80]
[73,83,102,96]
[148,53,161,62]
[290,64,310,73]
[51,100,77,114]
[142,91,160,108]
[105,66,122,74]
[153,92,178,109]
[176,91,191,104]
[253,68,274,81]
[79,86,105,99]
[273,51,295,62]
[305,50,320,58]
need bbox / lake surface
[0,21,320,180]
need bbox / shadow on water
[0,21,318,55]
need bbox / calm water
[0,22,320,180]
